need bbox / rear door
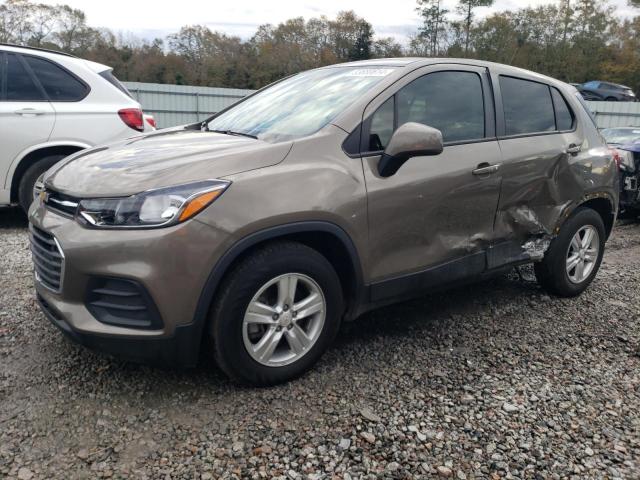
[0,52,55,196]
[362,64,502,299]
[491,69,583,264]
[20,54,98,143]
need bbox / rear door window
[500,76,556,136]
[24,55,89,101]
[0,53,5,99]
[5,53,45,102]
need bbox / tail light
[118,108,144,132]
[610,147,622,168]
[610,147,635,171]
[145,115,157,129]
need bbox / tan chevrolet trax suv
[29,59,618,386]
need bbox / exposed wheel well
[10,145,84,203]
[579,197,615,239]
[209,231,361,321]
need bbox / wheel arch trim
[558,192,617,239]
[189,221,366,348]
[6,141,90,197]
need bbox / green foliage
[0,0,639,93]
[416,0,640,93]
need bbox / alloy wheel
[566,225,600,284]
[242,273,326,367]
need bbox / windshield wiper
[209,129,258,140]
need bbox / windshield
[207,67,396,142]
[601,128,640,145]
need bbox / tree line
[1,0,639,93]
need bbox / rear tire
[210,242,344,386]
[534,207,606,297]
[18,155,65,213]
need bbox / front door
[361,65,502,301]
[0,52,55,197]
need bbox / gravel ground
[1,206,639,480]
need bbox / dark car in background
[571,83,602,101]
[581,81,637,102]
[602,127,640,214]
[572,86,604,102]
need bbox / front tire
[210,242,344,386]
[18,155,65,213]
[534,207,606,297]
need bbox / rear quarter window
[551,88,575,131]
[99,70,133,98]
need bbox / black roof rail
[0,43,77,58]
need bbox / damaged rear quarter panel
[495,132,617,258]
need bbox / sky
[37,0,638,44]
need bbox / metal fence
[586,101,640,129]
[123,82,255,128]
[124,81,640,130]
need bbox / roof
[334,58,426,67]
[0,43,76,58]
[325,57,569,88]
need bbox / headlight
[77,180,230,228]
[33,174,45,201]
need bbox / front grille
[86,277,163,329]
[29,226,64,292]
[44,189,79,217]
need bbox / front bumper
[37,292,202,366]
[29,201,230,367]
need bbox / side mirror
[378,122,444,177]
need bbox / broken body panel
[615,142,640,213]
[32,58,617,358]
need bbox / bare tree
[415,0,449,56]
[0,0,35,44]
[457,0,494,55]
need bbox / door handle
[472,162,500,175]
[14,108,46,116]
[566,143,582,155]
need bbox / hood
[45,129,293,197]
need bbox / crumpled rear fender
[494,142,617,261]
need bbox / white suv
[0,44,154,212]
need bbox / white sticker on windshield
[633,130,640,134]
[345,68,395,77]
